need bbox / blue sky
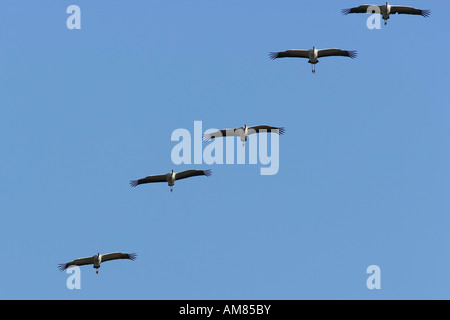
[0,0,449,299]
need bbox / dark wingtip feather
[203,169,212,177]
[277,127,285,135]
[128,253,137,261]
[348,50,358,59]
[129,180,138,187]
[269,52,279,60]
[422,9,431,17]
[58,263,67,271]
[341,8,351,15]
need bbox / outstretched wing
[130,174,167,187]
[248,125,285,135]
[202,129,240,141]
[318,49,357,59]
[58,256,94,271]
[101,252,137,263]
[269,50,309,60]
[390,6,430,17]
[341,5,376,15]
[175,169,212,181]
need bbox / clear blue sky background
[0,0,449,299]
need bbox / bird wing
[101,252,137,263]
[248,125,285,135]
[341,5,377,15]
[202,129,240,141]
[58,256,94,271]
[390,6,430,17]
[317,49,357,59]
[130,174,167,187]
[175,169,212,181]
[269,50,309,60]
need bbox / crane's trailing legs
[310,61,318,73]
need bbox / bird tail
[203,169,212,177]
